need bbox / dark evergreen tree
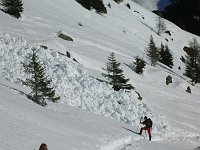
[102,52,134,91]
[184,38,200,84]
[92,0,107,14]
[184,51,197,84]
[22,48,60,106]
[145,35,159,66]
[197,56,200,83]
[75,0,91,10]
[133,56,146,75]
[75,0,107,14]
[1,0,23,18]
[156,12,166,35]
[159,43,174,68]
[159,43,165,61]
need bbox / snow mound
[0,32,169,138]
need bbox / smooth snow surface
[0,0,200,149]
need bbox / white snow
[0,0,200,149]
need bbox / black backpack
[146,118,153,128]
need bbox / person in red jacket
[139,116,153,141]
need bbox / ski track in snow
[100,135,133,150]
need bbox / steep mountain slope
[0,0,200,149]
[0,32,168,138]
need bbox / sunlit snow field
[0,0,200,149]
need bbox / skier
[39,143,48,150]
[139,116,152,141]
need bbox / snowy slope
[0,78,197,150]
[0,32,168,138]
[0,78,139,150]
[0,0,200,149]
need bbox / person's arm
[141,120,146,125]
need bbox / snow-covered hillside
[0,32,168,138]
[0,0,200,149]
[0,78,197,150]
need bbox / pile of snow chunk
[0,32,170,138]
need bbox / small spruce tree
[159,43,174,68]
[159,43,165,61]
[184,38,200,84]
[76,0,107,14]
[92,0,107,14]
[156,12,166,35]
[1,0,24,18]
[102,52,134,91]
[133,56,146,75]
[145,35,159,66]
[75,0,91,10]
[22,48,60,106]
